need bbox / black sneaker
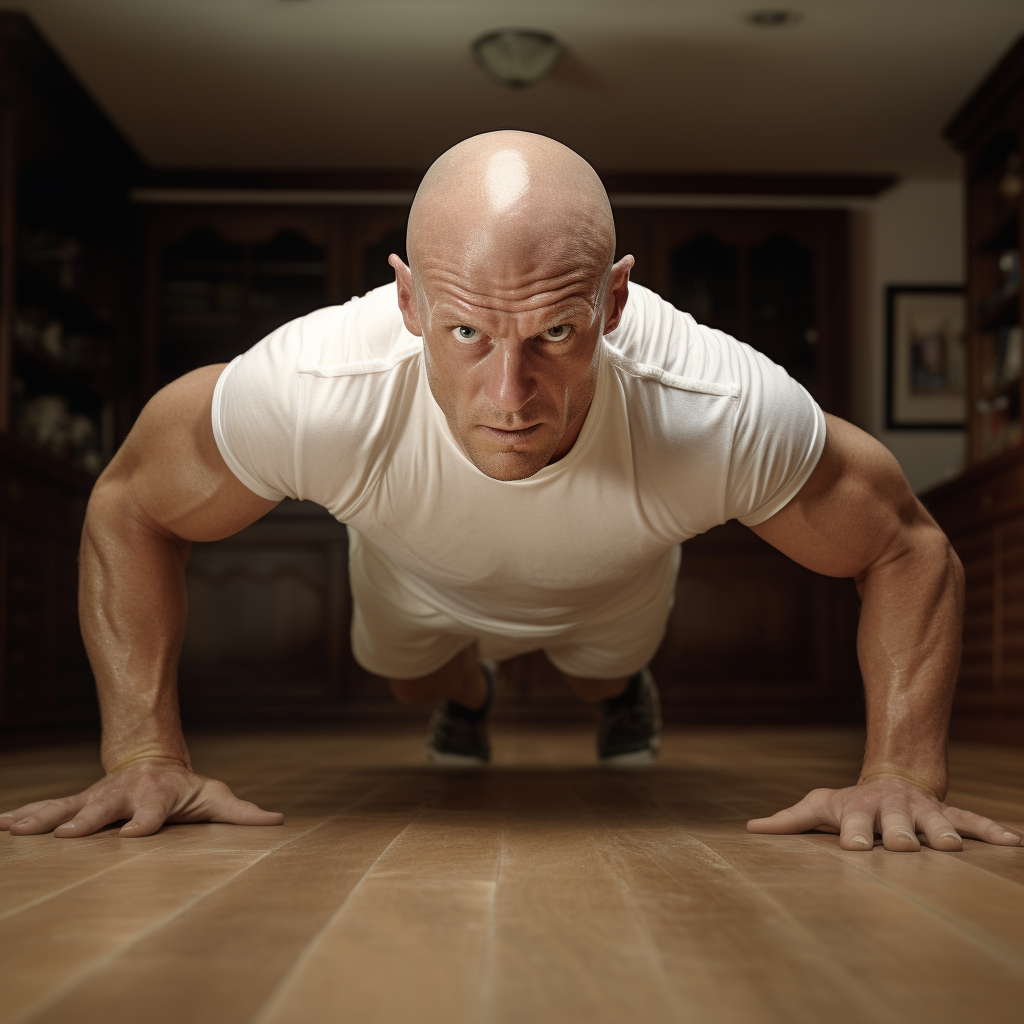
[597,668,661,765]
[426,661,496,765]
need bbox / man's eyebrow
[431,297,594,324]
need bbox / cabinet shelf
[981,374,1023,402]
[14,347,109,404]
[979,210,1020,253]
[16,262,110,334]
[979,288,1021,331]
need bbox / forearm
[79,483,192,773]
[855,528,964,797]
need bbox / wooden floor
[1,724,1023,1024]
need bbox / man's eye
[453,326,481,343]
[541,325,572,341]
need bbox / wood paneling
[0,437,94,727]
[924,447,1024,743]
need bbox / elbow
[943,533,965,609]
[916,524,964,611]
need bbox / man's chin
[465,445,552,481]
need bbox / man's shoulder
[605,283,744,399]
[292,282,421,377]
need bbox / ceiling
[13,0,1024,177]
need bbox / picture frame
[885,284,967,429]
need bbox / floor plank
[25,811,416,1024]
[256,806,503,1024]
[1,725,1023,1024]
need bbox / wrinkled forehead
[411,234,610,318]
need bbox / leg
[389,642,488,711]
[555,660,661,764]
[559,671,628,703]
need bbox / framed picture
[885,285,966,429]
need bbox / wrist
[102,742,191,775]
[857,763,947,800]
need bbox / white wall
[848,180,966,494]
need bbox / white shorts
[348,530,680,681]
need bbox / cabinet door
[651,523,860,721]
[616,207,849,415]
[345,207,409,296]
[177,501,353,719]
[2,523,53,718]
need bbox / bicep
[97,364,280,543]
[749,413,936,580]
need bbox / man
[1,132,1019,853]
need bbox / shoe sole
[426,747,489,767]
[599,745,658,767]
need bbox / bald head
[390,132,632,482]
[407,131,615,290]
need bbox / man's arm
[0,364,283,838]
[746,413,1022,852]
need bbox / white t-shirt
[212,282,826,638]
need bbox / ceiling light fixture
[746,10,802,28]
[472,29,562,89]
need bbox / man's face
[393,246,632,482]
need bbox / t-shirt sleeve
[722,335,827,527]
[211,316,305,502]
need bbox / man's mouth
[478,423,543,444]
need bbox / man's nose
[484,344,536,413]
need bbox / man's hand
[0,756,284,838]
[747,773,1023,851]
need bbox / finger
[747,790,831,834]
[943,807,1023,846]
[7,798,82,836]
[53,799,126,838]
[119,805,170,838]
[212,797,284,827]
[838,810,876,851]
[879,806,921,852]
[917,810,963,852]
[1,799,65,828]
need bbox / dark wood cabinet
[924,444,1024,742]
[138,202,413,720]
[1,435,95,726]
[0,14,141,730]
[617,206,850,416]
[945,36,1024,465]
[924,35,1024,744]
[139,203,409,400]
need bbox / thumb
[747,790,831,834]
[212,794,285,826]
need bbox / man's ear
[389,254,422,336]
[602,255,634,335]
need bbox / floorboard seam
[648,798,901,1023]
[247,810,425,1024]
[800,836,1024,976]
[0,842,174,924]
[6,817,331,1024]
[8,848,276,1024]
[478,825,504,1024]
